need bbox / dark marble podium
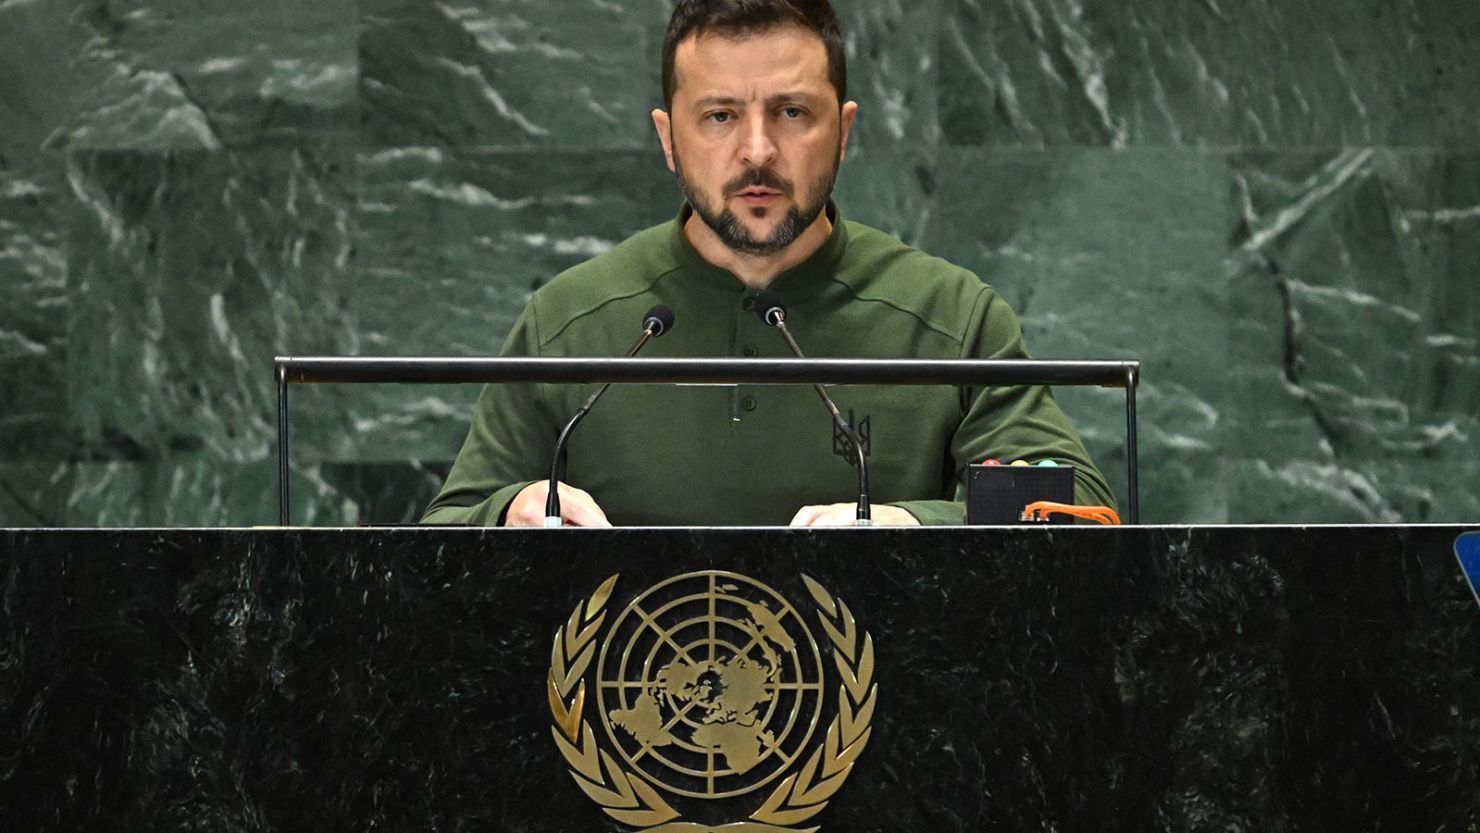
[2,526,1477,831]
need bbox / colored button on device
[1037,459,1059,467]
[1010,460,1031,466]
[980,458,1001,465]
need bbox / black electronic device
[965,463,1076,525]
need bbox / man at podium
[423,0,1113,527]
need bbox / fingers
[504,481,611,527]
[790,503,921,527]
[871,505,921,526]
[790,503,854,527]
[503,482,550,527]
[789,504,822,526]
[556,483,612,528]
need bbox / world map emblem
[547,571,877,832]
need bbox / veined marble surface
[0,0,1476,526]
[1,527,1477,828]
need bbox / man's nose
[738,117,779,168]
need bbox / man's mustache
[724,168,792,197]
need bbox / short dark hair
[661,0,847,108]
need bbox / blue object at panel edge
[1457,533,1480,609]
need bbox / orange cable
[1020,501,1122,525]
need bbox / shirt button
[742,346,758,357]
[742,296,756,311]
[741,396,758,411]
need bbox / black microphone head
[751,291,786,326]
[642,304,675,337]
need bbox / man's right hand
[504,481,613,527]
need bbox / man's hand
[504,481,612,527]
[789,503,921,527]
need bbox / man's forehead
[672,24,832,101]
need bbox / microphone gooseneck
[751,291,872,525]
[544,304,675,526]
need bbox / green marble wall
[1,0,1476,526]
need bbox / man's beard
[673,150,840,257]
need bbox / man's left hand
[789,503,921,527]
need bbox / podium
[2,525,1477,830]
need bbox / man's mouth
[735,187,783,204]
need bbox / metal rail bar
[274,357,1142,526]
[277,363,290,527]
[278,357,1137,387]
[1124,364,1140,525]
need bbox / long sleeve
[888,288,1116,524]
[421,302,561,526]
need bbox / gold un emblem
[547,571,877,832]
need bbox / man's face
[654,25,856,256]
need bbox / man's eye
[781,107,806,119]
[707,111,732,124]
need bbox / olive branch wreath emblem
[546,573,876,832]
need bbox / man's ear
[652,109,677,173]
[838,101,858,164]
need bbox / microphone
[544,304,675,526]
[750,291,872,525]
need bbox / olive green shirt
[423,207,1114,526]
